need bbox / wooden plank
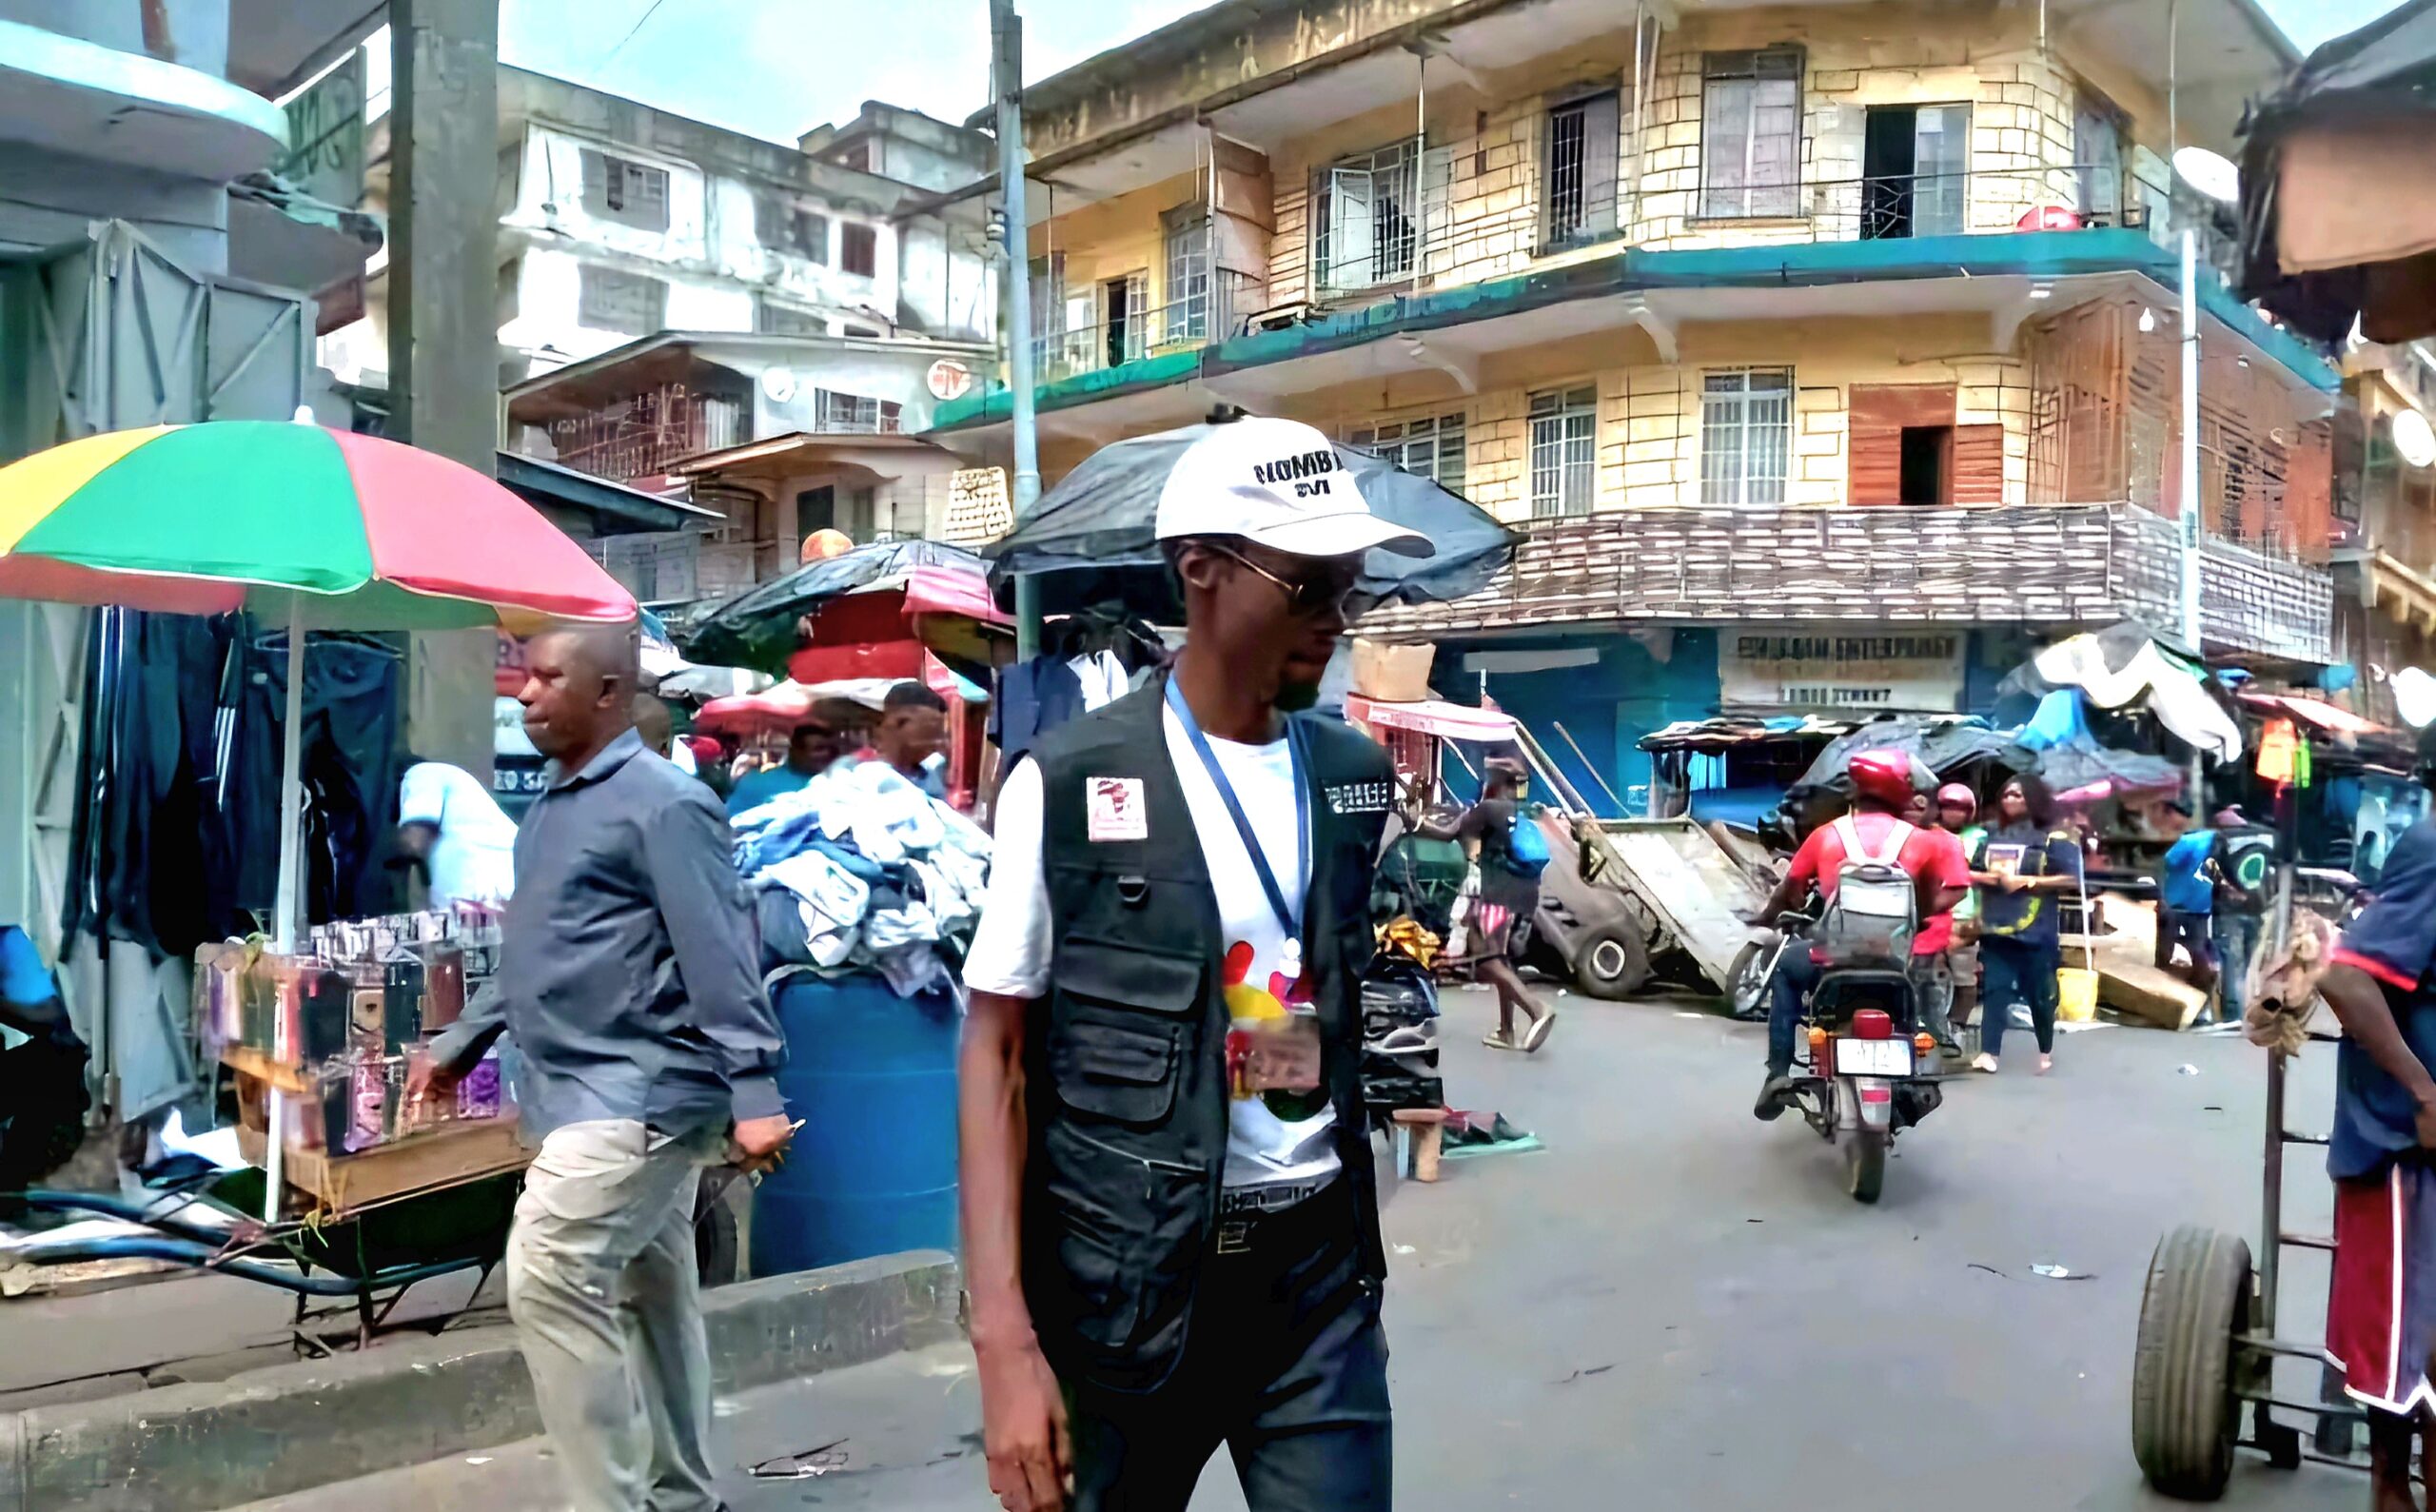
[238,1117,529,1216]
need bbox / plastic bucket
[2056,966,2099,1023]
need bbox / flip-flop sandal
[1522,1012,1557,1053]
[1482,1033,1519,1051]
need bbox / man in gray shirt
[414,620,792,1512]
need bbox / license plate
[1835,1038,1912,1076]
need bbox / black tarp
[2238,0,2436,343]
[678,539,993,675]
[983,422,1520,618]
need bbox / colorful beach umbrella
[0,421,638,1221]
[0,422,636,629]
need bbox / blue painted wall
[1435,629,1721,816]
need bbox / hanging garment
[2256,717,2302,785]
[989,656,1086,770]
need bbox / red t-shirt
[1785,813,1971,957]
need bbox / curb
[0,1249,961,1512]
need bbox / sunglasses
[1205,541,1380,619]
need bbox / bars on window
[580,150,671,232]
[1162,204,1210,342]
[1529,385,1598,517]
[1348,412,1467,490]
[1699,369,1793,505]
[1543,90,1621,248]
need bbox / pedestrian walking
[724,698,863,816]
[2152,800,2222,1009]
[1967,775,2081,1075]
[411,621,794,1512]
[958,417,1426,1512]
[1933,782,1984,1045]
[395,756,519,911]
[2314,795,2436,1511]
[2209,803,2277,1024]
[874,679,952,797]
[1416,759,1555,1051]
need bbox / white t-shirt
[964,705,1340,1192]
[398,761,520,909]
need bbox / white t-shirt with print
[963,705,1340,1191]
[398,761,519,909]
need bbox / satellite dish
[760,365,797,403]
[2171,147,2240,205]
[2395,407,2436,469]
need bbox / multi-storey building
[2331,338,2436,724]
[930,0,2341,813]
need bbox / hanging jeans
[1980,935,2059,1057]
[226,631,404,933]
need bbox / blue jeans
[2213,911,2264,1021]
[1980,937,2058,1057]
[1767,953,1821,1077]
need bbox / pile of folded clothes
[731,760,992,997]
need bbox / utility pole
[992,0,1044,660]
[389,0,501,781]
[2169,0,2206,805]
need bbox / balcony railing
[1031,272,1261,386]
[1360,502,2329,663]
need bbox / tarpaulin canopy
[983,422,1520,618]
[2238,0,2436,342]
[2000,625,2245,761]
[1344,695,1520,744]
[1781,716,2031,812]
[678,539,1006,675]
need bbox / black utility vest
[1022,677,1394,1394]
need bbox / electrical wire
[597,0,673,71]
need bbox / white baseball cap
[1153,417,1435,560]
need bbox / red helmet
[1935,782,1977,815]
[1848,749,1916,809]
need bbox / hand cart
[2131,872,2367,1498]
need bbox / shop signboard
[1719,628,1965,711]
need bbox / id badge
[1233,1012,1323,1096]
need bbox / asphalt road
[245,988,2370,1511]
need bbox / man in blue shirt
[2153,802,2219,1012]
[2320,807,2436,1509]
[725,702,861,817]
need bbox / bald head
[633,692,675,759]
[517,619,641,764]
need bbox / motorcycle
[1758,907,1946,1204]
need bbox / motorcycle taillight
[1851,1009,1894,1040]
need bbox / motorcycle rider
[1747,751,1971,1119]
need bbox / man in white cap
[959,416,1431,1511]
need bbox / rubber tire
[1726,940,1774,1021]
[2132,1225,2252,1502]
[1570,921,1652,1001]
[693,1174,745,1287]
[1844,1129,1887,1204]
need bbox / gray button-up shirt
[433,728,785,1140]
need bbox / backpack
[1495,807,1551,879]
[1817,815,1917,965]
[2214,827,2276,913]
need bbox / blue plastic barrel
[752,976,961,1276]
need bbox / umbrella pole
[263,600,306,1222]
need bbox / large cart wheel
[2132,1225,2253,1502]
[1570,921,1652,1001]
[1844,1129,1887,1204]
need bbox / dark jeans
[1767,953,1821,1077]
[2214,910,2265,1021]
[1980,936,2059,1057]
[1065,1182,1392,1512]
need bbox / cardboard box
[1352,638,1435,702]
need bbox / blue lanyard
[1164,677,1309,946]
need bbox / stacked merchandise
[1360,955,1443,1121]
[732,759,993,998]
[199,905,510,1158]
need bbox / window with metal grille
[1162,203,1210,342]
[580,149,671,232]
[839,223,878,278]
[1542,89,1621,248]
[756,197,829,262]
[1528,386,1598,517]
[1349,412,1466,491]
[1699,49,1801,219]
[2074,96,2127,219]
[755,298,826,337]
[577,265,667,333]
[1313,140,1447,293]
[815,390,903,434]
[1699,369,1793,505]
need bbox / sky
[481,0,2409,148]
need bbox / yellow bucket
[2056,966,2099,1023]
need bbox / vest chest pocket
[1049,938,1204,1127]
